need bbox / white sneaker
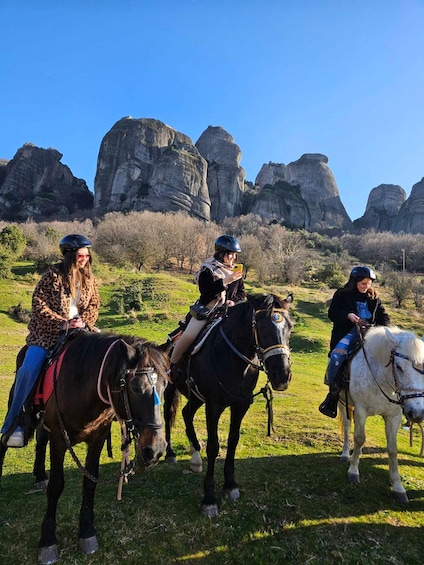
[5,428,24,448]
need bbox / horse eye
[129,379,143,394]
[272,313,283,323]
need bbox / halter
[53,339,163,486]
[233,307,291,370]
[388,350,424,405]
[214,306,291,391]
[97,340,163,435]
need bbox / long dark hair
[342,275,378,299]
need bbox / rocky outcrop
[353,184,406,231]
[392,178,424,233]
[251,154,353,231]
[0,144,93,221]
[195,126,245,221]
[94,117,210,220]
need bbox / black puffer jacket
[328,287,390,351]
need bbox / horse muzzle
[402,395,424,424]
[135,431,167,470]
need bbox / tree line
[1,212,424,309]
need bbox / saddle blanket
[34,349,68,406]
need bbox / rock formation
[195,126,245,221]
[0,144,93,221]
[94,117,210,220]
[353,184,406,231]
[251,154,353,231]
[392,178,424,233]
[2,118,424,236]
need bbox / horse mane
[364,325,424,366]
[72,331,169,380]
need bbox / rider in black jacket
[319,266,391,418]
[169,235,245,377]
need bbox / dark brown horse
[1,331,169,565]
[164,293,293,517]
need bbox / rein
[52,339,162,486]
[359,327,424,406]
[204,305,290,436]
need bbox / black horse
[1,331,169,564]
[164,292,293,517]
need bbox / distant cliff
[1,117,423,234]
[0,144,93,221]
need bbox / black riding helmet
[214,235,242,254]
[60,234,92,256]
[350,265,376,281]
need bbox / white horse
[339,325,424,503]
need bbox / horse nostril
[142,447,154,462]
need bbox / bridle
[386,350,424,405]
[53,339,163,485]
[218,307,292,373]
[362,342,424,406]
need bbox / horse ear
[383,326,400,349]
[119,339,137,360]
[285,293,294,305]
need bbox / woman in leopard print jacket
[1,234,100,447]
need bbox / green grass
[1,265,424,564]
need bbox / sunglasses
[77,254,90,259]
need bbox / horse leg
[222,403,249,501]
[0,443,7,488]
[78,429,110,554]
[182,396,204,473]
[201,402,225,517]
[33,424,49,489]
[38,431,67,565]
[384,412,408,503]
[340,403,351,463]
[347,408,366,485]
[164,383,178,464]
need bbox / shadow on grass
[1,448,424,564]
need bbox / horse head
[367,326,424,424]
[119,339,168,470]
[249,292,294,392]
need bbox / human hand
[225,300,235,307]
[347,313,361,323]
[68,316,85,329]
[224,271,243,285]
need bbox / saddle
[15,331,80,440]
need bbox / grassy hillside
[1,264,424,564]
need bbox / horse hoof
[38,544,59,565]
[393,491,409,504]
[347,472,360,484]
[165,455,177,464]
[224,487,240,501]
[201,504,218,517]
[34,479,49,490]
[79,535,99,554]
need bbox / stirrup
[319,393,338,418]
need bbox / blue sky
[1,0,423,221]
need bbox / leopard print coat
[26,263,100,350]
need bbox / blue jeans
[1,345,48,435]
[327,328,360,385]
